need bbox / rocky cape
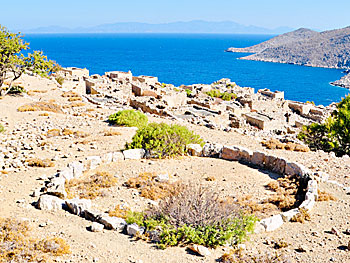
[226,27,350,89]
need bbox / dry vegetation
[108,204,131,219]
[17,101,64,114]
[61,91,79,98]
[0,217,70,262]
[65,171,118,199]
[103,129,122,136]
[316,190,338,201]
[220,248,292,263]
[262,139,310,152]
[26,158,55,168]
[46,128,90,138]
[124,172,177,200]
[291,208,311,223]
[237,175,307,217]
[67,97,82,102]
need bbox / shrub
[126,123,203,158]
[206,90,236,101]
[55,76,65,85]
[291,208,311,223]
[103,129,122,136]
[65,171,118,199]
[129,183,257,249]
[4,85,26,94]
[220,248,292,263]
[17,101,63,113]
[0,217,70,262]
[298,95,350,156]
[185,89,192,97]
[0,124,4,133]
[26,158,55,168]
[108,110,148,129]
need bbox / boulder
[221,146,241,161]
[90,222,104,232]
[260,214,284,232]
[101,152,113,164]
[59,167,74,181]
[188,244,211,257]
[37,195,65,211]
[112,152,125,162]
[97,215,126,230]
[126,223,145,236]
[65,198,92,216]
[155,173,169,183]
[123,149,146,160]
[68,161,84,178]
[187,144,203,157]
[251,151,266,167]
[202,143,223,158]
[281,208,299,222]
[86,156,102,170]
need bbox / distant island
[20,20,293,35]
[226,26,350,89]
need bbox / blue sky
[2,0,349,30]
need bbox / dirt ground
[1,77,350,262]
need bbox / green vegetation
[298,95,350,156]
[0,124,4,133]
[185,89,192,97]
[125,122,204,158]
[0,25,58,96]
[108,110,148,129]
[206,89,237,101]
[126,184,257,249]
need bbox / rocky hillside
[226,26,350,89]
[226,28,320,54]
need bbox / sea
[24,33,349,106]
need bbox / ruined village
[1,67,350,263]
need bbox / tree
[298,95,350,156]
[0,25,58,96]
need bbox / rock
[37,195,65,211]
[58,167,74,181]
[97,215,126,230]
[331,227,340,236]
[82,209,102,222]
[112,151,124,162]
[126,223,145,236]
[188,244,211,257]
[187,144,203,156]
[251,151,266,167]
[45,176,67,198]
[65,198,92,216]
[68,161,85,178]
[101,152,113,164]
[272,157,287,174]
[281,208,299,222]
[90,222,104,232]
[123,149,146,160]
[254,222,266,234]
[348,240,350,251]
[300,195,315,211]
[221,146,241,161]
[260,214,284,232]
[146,230,161,242]
[86,156,102,170]
[202,143,223,158]
[155,173,169,183]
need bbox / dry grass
[46,128,90,138]
[103,129,122,136]
[67,97,82,102]
[317,190,338,201]
[220,248,291,263]
[108,205,131,219]
[26,158,55,168]
[205,176,216,181]
[0,170,9,175]
[86,108,95,112]
[291,208,311,223]
[63,102,86,108]
[62,128,74,136]
[262,139,309,152]
[47,128,61,137]
[39,113,49,117]
[73,130,90,138]
[61,91,79,97]
[65,171,118,199]
[124,172,176,201]
[17,101,64,114]
[0,217,70,262]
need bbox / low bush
[126,123,203,158]
[0,124,4,133]
[126,183,257,249]
[291,208,311,223]
[4,85,26,95]
[103,129,122,136]
[298,95,350,157]
[26,158,55,168]
[316,190,337,201]
[206,89,237,101]
[55,76,65,85]
[220,248,292,263]
[0,217,70,262]
[108,110,148,129]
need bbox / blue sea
[24,33,349,106]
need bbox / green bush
[126,183,257,249]
[298,95,350,156]
[0,124,4,133]
[185,89,192,97]
[125,123,204,158]
[5,86,26,94]
[108,110,148,129]
[206,90,236,101]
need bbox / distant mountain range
[21,20,293,34]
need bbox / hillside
[227,26,350,69]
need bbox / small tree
[0,25,58,96]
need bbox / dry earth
[0,77,350,263]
